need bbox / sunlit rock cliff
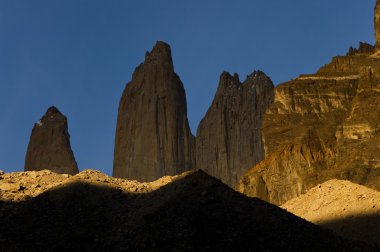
[237,41,380,205]
[236,2,380,205]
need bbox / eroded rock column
[24,106,79,175]
[113,41,194,181]
[195,71,274,187]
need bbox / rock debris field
[282,179,380,246]
[0,169,378,251]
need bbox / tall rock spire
[113,41,194,181]
[24,106,79,175]
[195,71,274,187]
[375,0,380,49]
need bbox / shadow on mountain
[0,171,377,251]
[319,213,380,246]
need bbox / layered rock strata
[237,43,380,205]
[24,106,79,175]
[113,42,194,181]
[196,71,274,187]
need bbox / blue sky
[0,0,375,175]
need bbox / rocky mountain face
[196,71,274,187]
[113,42,194,182]
[236,43,380,205]
[236,2,380,205]
[24,106,79,175]
[113,41,274,186]
[1,169,374,251]
[114,1,380,192]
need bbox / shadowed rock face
[237,43,380,205]
[113,41,194,182]
[24,106,79,175]
[196,71,274,187]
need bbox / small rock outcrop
[24,106,79,175]
[196,71,274,187]
[113,41,194,182]
[347,42,374,56]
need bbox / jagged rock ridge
[196,71,274,187]
[24,106,79,175]
[113,41,194,182]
